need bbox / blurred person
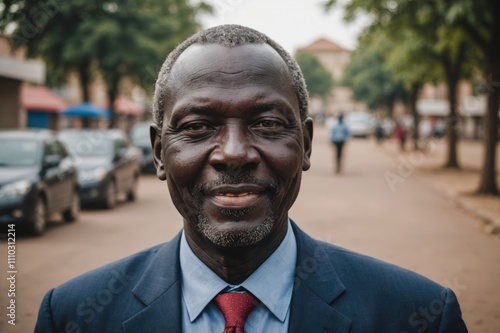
[420,118,433,139]
[34,25,468,333]
[330,114,350,173]
[381,117,395,136]
[419,118,433,151]
[375,121,385,144]
[394,121,407,152]
[433,118,446,138]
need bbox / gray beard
[190,173,279,247]
[195,206,276,247]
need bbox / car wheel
[103,180,117,209]
[30,197,47,236]
[126,176,138,202]
[63,190,80,222]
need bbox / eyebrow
[170,98,297,123]
[169,105,210,122]
[251,102,298,122]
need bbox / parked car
[0,130,80,235]
[326,112,376,138]
[345,112,376,138]
[130,121,154,172]
[58,129,141,209]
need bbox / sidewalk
[380,137,500,235]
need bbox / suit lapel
[122,233,183,333]
[289,222,352,333]
[122,281,182,333]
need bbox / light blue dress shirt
[180,220,297,333]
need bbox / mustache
[191,173,279,198]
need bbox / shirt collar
[180,220,297,323]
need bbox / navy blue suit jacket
[35,222,468,333]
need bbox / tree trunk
[107,74,120,129]
[409,83,421,150]
[477,59,499,195]
[387,94,395,120]
[78,62,91,128]
[456,0,500,195]
[388,103,394,119]
[78,68,90,102]
[443,58,461,169]
[445,86,460,168]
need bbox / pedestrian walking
[394,121,407,152]
[375,121,385,144]
[330,114,350,173]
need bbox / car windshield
[60,133,112,157]
[0,138,39,167]
[130,123,150,142]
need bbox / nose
[208,124,261,174]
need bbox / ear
[150,123,166,181]
[302,117,313,171]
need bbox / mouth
[206,184,265,208]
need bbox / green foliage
[342,32,407,111]
[0,0,211,93]
[295,52,334,100]
[325,0,479,102]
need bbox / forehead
[164,44,298,117]
[169,43,293,85]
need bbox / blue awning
[62,103,111,118]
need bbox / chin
[196,211,276,248]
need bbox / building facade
[0,35,45,129]
[297,38,368,117]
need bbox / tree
[442,0,500,194]
[89,0,210,127]
[325,0,478,163]
[381,1,476,166]
[1,0,210,127]
[341,33,407,118]
[295,52,334,101]
[343,25,437,150]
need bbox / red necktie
[214,291,258,333]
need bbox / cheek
[268,137,303,168]
[164,144,209,218]
[260,139,304,189]
[163,143,207,187]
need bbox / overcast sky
[199,0,370,53]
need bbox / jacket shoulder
[54,242,166,295]
[36,238,180,333]
[320,241,445,294]
[315,241,467,332]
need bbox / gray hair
[152,24,309,127]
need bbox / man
[330,114,350,173]
[35,25,468,333]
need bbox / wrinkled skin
[151,43,313,284]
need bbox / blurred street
[1,125,499,333]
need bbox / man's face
[151,43,312,248]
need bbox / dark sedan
[0,130,80,235]
[130,121,155,172]
[58,129,141,209]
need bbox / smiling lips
[208,185,264,207]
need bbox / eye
[179,122,215,138]
[184,123,209,132]
[254,119,284,129]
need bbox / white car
[345,112,376,138]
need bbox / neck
[185,224,287,285]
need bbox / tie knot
[214,292,258,330]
